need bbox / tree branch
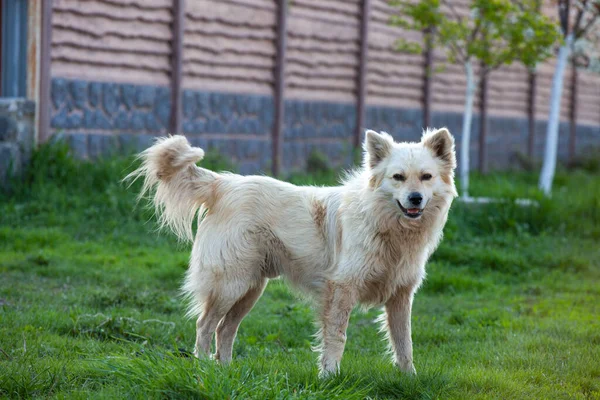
[469,18,482,45]
[448,39,467,63]
[575,9,600,39]
[441,0,463,24]
[558,0,571,36]
[573,1,587,36]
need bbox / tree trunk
[568,63,578,163]
[478,64,489,174]
[527,69,537,159]
[461,60,476,198]
[539,34,573,195]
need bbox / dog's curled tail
[124,135,217,242]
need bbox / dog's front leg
[318,281,357,377]
[384,285,417,374]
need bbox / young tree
[539,0,600,195]
[390,0,560,198]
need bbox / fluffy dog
[127,128,457,376]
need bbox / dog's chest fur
[332,191,448,306]
[357,226,433,304]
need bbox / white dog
[127,128,457,376]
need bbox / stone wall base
[48,78,600,174]
[0,99,35,185]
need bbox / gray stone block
[83,108,95,129]
[188,136,208,150]
[70,80,88,109]
[221,96,234,120]
[135,86,155,107]
[207,118,225,133]
[122,84,136,110]
[260,105,274,132]
[234,141,246,159]
[145,113,161,132]
[66,113,83,129]
[118,133,137,154]
[210,93,223,113]
[182,121,195,134]
[131,111,145,131]
[326,141,344,158]
[246,140,261,158]
[89,82,102,108]
[19,100,35,116]
[183,90,196,118]
[95,110,112,130]
[246,96,260,114]
[194,120,206,132]
[103,83,121,116]
[87,134,119,159]
[233,95,244,115]
[88,134,103,159]
[0,115,17,141]
[227,118,241,134]
[197,92,210,117]
[282,143,293,163]
[51,78,68,109]
[239,161,260,175]
[114,111,130,130]
[102,135,119,157]
[135,134,155,151]
[247,119,260,134]
[154,89,171,128]
[289,126,301,139]
[51,107,68,129]
[67,133,88,159]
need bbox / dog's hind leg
[193,280,257,359]
[194,295,226,358]
[214,278,267,363]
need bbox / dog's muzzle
[396,200,423,219]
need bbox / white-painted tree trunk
[460,60,476,198]
[539,34,573,196]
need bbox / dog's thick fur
[127,128,457,376]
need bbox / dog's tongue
[407,208,420,214]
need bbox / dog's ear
[422,128,456,169]
[364,130,393,169]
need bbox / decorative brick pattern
[49,78,600,175]
[182,90,274,136]
[50,78,273,173]
[283,100,355,170]
[51,78,171,133]
[366,107,424,142]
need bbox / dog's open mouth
[397,200,423,219]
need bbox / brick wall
[47,0,600,174]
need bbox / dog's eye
[392,174,406,181]
[421,173,432,181]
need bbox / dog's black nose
[408,192,423,206]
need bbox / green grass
[0,142,599,399]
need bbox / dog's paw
[318,368,339,380]
[193,348,210,360]
[318,359,340,379]
[396,361,417,375]
[212,352,232,365]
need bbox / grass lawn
[1,143,599,399]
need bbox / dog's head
[363,128,458,220]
